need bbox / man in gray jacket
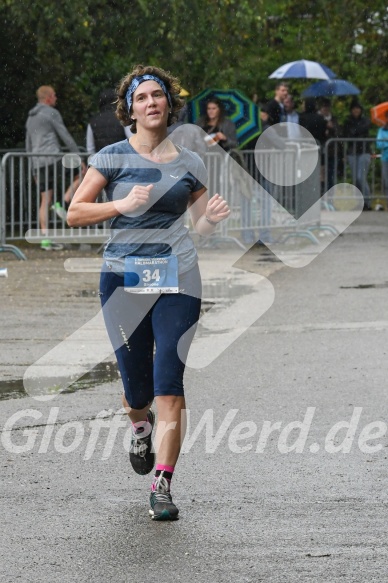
[25,86,80,242]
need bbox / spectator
[284,95,302,139]
[318,97,342,192]
[299,98,327,144]
[343,100,371,210]
[376,110,388,209]
[254,106,286,245]
[196,98,238,152]
[266,82,288,126]
[86,88,131,155]
[25,85,81,246]
[299,98,328,196]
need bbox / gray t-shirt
[90,140,207,274]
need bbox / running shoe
[40,239,63,251]
[40,238,52,250]
[51,202,68,221]
[129,409,155,475]
[149,471,179,521]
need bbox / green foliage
[1,0,387,147]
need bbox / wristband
[205,216,218,226]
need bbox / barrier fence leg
[0,244,27,260]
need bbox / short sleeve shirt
[90,140,207,274]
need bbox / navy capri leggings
[99,263,202,409]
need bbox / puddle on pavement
[256,256,281,262]
[1,278,258,401]
[202,278,256,302]
[64,289,99,298]
[75,289,99,298]
[0,362,120,401]
[340,282,388,289]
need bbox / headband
[125,74,172,112]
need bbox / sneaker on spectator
[40,239,63,251]
[40,238,52,251]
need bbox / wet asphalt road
[1,212,388,582]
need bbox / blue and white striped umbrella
[269,60,337,80]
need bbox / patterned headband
[125,74,172,112]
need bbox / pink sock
[152,464,175,491]
[132,419,152,437]
[156,464,174,474]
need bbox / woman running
[67,65,230,520]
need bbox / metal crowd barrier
[323,137,388,211]
[217,141,322,247]
[0,151,106,258]
[1,143,324,260]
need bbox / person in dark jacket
[86,88,131,154]
[342,100,371,209]
[299,98,327,145]
[254,106,287,245]
[196,98,238,152]
[266,82,288,126]
[318,98,342,191]
[299,98,328,196]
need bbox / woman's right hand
[215,131,227,142]
[115,184,154,214]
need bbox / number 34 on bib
[124,255,179,294]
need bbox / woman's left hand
[205,194,231,223]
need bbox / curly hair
[116,64,185,133]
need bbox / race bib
[124,255,179,294]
